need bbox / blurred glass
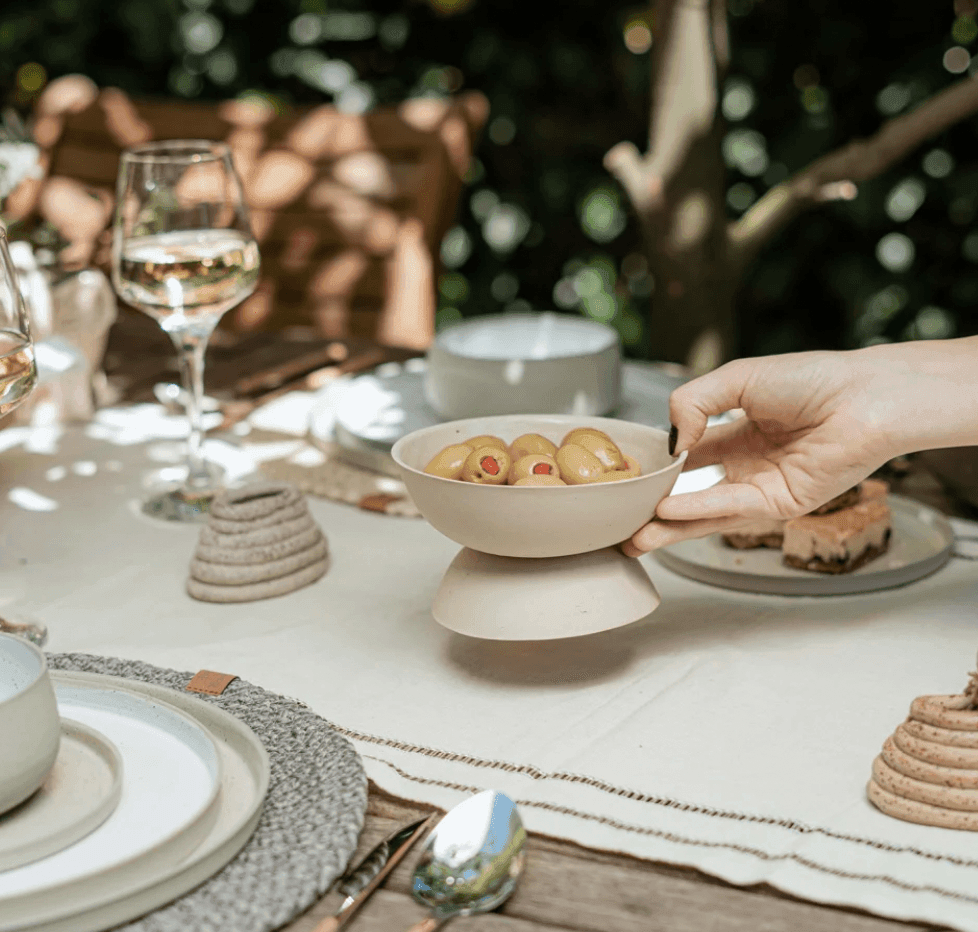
[0,230,37,421]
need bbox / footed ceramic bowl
[391,414,686,559]
[423,313,621,419]
[0,633,61,814]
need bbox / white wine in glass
[115,228,259,328]
[0,229,37,420]
[112,140,259,522]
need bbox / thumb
[669,358,751,456]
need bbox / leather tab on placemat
[359,493,403,513]
[187,670,238,695]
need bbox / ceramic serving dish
[391,414,686,559]
[423,313,621,419]
[0,633,61,815]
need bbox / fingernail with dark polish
[668,424,678,457]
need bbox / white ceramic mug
[0,633,61,814]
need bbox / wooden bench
[13,76,488,349]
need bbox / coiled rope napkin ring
[187,481,329,603]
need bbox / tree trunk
[608,0,978,373]
[641,122,733,373]
[606,0,733,374]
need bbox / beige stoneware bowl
[391,414,686,558]
[0,632,61,814]
[423,313,622,419]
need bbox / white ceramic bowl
[423,313,621,419]
[0,633,61,814]
[391,414,686,558]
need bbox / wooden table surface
[103,308,977,932]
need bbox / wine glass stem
[169,328,212,489]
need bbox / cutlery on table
[217,345,417,431]
[313,814,434,932]
[406,790,526,932]
[233,345,382,398]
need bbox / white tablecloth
[3,414,978,930]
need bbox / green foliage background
[2,0,977,359]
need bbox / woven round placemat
[47,653,368,932]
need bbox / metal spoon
[405,790,526,932]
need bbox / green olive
[461,446,512,484]
[561,427,614,448]
[423,443,473,480]
[514,474,566,486]
[591,454,642,482]
[554,443,605,484]
[572,432,625,470]
[509,432,557,461]
[508,453,560,484]
[463,434,507,453]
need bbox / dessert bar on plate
[722,479,891,574]
[654,494,953,597]
[782,483,891,574]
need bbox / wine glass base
[140,488,214,523]
[139,463,227,524]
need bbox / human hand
[623,350,898,555]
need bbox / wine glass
[0,228,47,645]
[0,228,37,421]
[111,140,259,522]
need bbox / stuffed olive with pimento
[423,428,640,485]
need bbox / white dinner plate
[652,495,955,596]
[0,679,224,929]
[0,719,122,872]
[1,671,271,932]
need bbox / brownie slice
[722,522,785,550]
[782,492,891,574]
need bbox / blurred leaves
[579,186,627,244]
[2,0,978,356]
[729,0,978,353]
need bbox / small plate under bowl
[0,719,122,872]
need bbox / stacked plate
[0,669,270,932]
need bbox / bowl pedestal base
[432,546,661,640]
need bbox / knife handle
[311,917,341,932]
[404,918,441,932]
[313,815,436,932]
